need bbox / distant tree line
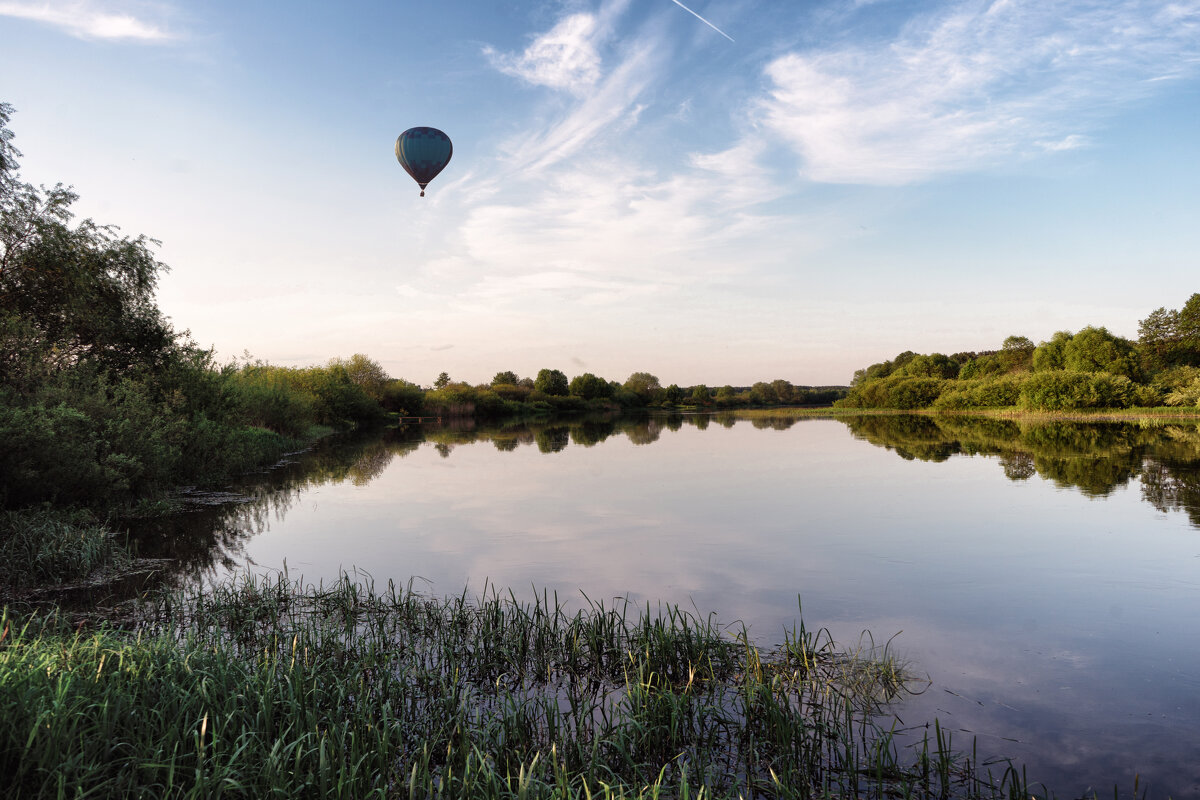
[413,368,846,419]
[838,300,1200,411]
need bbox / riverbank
[1,571,1045,800]
[0,423,335,605]
[728,405,1200,421]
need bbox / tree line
[838,303,1200,411]
[418,368,845,418]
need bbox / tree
[1062,326,1139,378]
[1003,335,1034,352]
[492,370,519,386]
[897,354,958,380]
[749,382,776,404]
[771,379,795,404]
[534,368,568,396]
[1177,293,1200,365]
[714,385,739,406]
[334,353,389,401]
[999,335,1035,371]
[568,372,611,400]
[434,372,451,389]
[1032,331,1073,372]
[1138,306,1179,370]
[664,384,683,404]
[690,384,711,405]
[1,104,176,386]
[622,372,661,403]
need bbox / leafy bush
[1165,378,1200,407]
[1018,371,1135,410]
[837,376,945,409]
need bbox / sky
[2,0,1198,387]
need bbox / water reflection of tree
[135,414,1200,596]
[126,427,424,586]
[536,426,570,453]
[623,418,664,446]
[842,415,1200,514]
[844,415,961,462]
[571,420,617,447]
[750,416,799,431]
[1141,458,1200,527]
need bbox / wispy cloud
[484,0,661,174]
[759,0,1200,184]
[0,1,175,41]
[502,38,659,173]
[483,13,604,94]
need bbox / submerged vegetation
[0,572,1052,800]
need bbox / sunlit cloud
[0,1,174,41]
[483,13,604,94]
[501,39,659,173]
[759,0,1200,184]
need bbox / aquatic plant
[1,572,1043,799]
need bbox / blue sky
[2,0,1198,386]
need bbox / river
[129,412,1200,798]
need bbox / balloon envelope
[395,127,452,196]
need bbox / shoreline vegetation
[2,104,1193,798]
[2,571,1049,800]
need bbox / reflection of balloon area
[395,127,452,197]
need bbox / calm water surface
[132,414,1200,798]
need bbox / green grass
[729,406,1200,421]
[0,508,131,593]
[1,572,1048,799]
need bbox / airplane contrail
[668,0,734,42]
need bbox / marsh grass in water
[0,572,1051,799]
[0,508,131,592]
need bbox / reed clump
[0,508,131,593]
[1,573,1039,799]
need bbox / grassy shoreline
[1,572,1046,800]
[727,405,1200,421]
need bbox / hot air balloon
[395,127,452,197]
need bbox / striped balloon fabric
[395,127,453,196]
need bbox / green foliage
[568,372,612,400]
[1032,330,1073,372]
[1018,371,1136,410]
[228,366,316,436]
[1165,377,1200,407]
[434,371,451,389]
[896,353,960,379]
[0,508,129,590]
[491,370,520,386]
[931,376,1024,410]
[332,353,389,401]
[1061,326,1140,378]
[837,376,946,409]
[0,573,1038,800]
[621,372,661,405]
[380,378,425,415]
[534,368,569,396]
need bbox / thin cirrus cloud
[0,1,174,41]
[760,0,1200,185]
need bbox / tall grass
[1,572,1043,799]
[0,508,130,592]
